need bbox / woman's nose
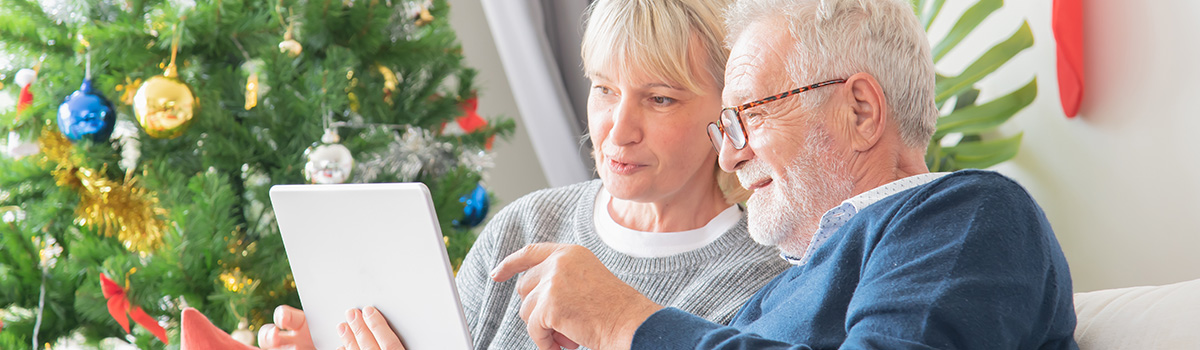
[608,99,643,146]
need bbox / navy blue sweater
[632,171,1078,349]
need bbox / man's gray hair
[727,0,938,149]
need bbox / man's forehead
[724,28,789,104]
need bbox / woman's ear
[845,72,887,152]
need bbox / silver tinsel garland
[355,126,493,183]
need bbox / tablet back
[269,183,473,350]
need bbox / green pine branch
[1,0,512,348]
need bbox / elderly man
[342,0,1079,349]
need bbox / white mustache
[737,160,770,189]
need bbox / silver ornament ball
[304,129,354,184]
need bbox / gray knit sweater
[453,180,790,350]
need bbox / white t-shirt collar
[593,188,743,258]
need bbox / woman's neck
[607,183,729,232]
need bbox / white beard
[741,128,854,254]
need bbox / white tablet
[269,183,473,350]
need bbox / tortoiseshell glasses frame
[707,79,846,151]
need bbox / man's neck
[849,146,930,197]
[777,234,816,259]
[775,148,930,258]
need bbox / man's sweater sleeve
[634,307,816,350]
[633,268,813,350]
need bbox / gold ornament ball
[231,320,255,346]
[279,39,303,57]
[133,75,198,139]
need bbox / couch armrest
[1074,278,1200,349]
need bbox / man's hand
[258,305,316,350]
[336,306,407,350]
[491,243,663,350]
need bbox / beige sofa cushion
[1074,278,1200,349]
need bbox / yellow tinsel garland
[39,129,167,252]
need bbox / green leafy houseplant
[917,0,1037,171]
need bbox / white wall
[933,0,1200,292]
[446,0,550,209]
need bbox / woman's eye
[650,96,676,106]
[594,86,612,95]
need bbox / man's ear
[844,72,887,152]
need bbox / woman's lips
[606,158,645,175]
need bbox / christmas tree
[0,0,512,348]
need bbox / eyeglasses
[707,79,846,151]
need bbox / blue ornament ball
[57,79,116,142]
[455,183,490,228]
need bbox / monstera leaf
[917,0,1036,171]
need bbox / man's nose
[718,136,753,172]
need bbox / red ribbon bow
[100,273,170,344]
[456,97,485,132]
[440,96,494,150]
[455,97,494,150]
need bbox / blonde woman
[259,0,789,349]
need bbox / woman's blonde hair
[581,0,731,93]
[717,165,752,204]
[582,0,748,204]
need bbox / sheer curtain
[480,0,595,187]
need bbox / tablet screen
[270,183,473,350]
